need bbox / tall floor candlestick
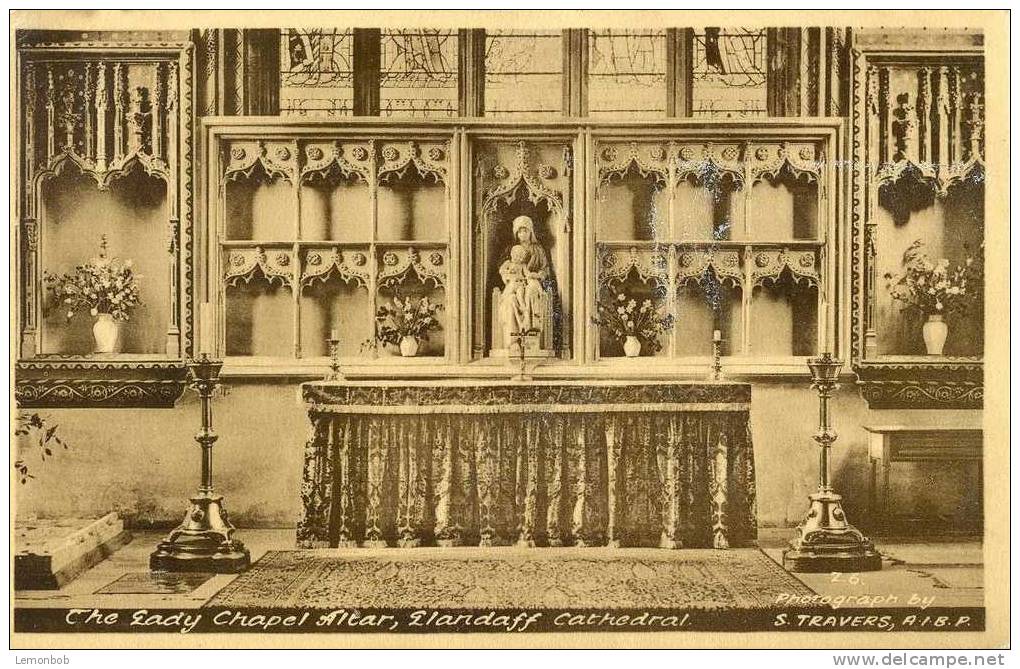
[150,354,250,573]
[783,353,881,573]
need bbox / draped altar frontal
[297,381,756,550]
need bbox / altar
[297,380,756,550]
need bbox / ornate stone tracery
[478,140,567,225]
[300,140,372,184]
[300,247,371,289]
[750,248,820,289]
[376,246,448,289]
[675,248,744,289]
[377,140,450,185]
[222,139,297,184]
[223,246,295,288]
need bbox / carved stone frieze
[855,360,983,409]
[476,140,567,222]
[377,140,449,185]
[223,140,297,183]
[598,245,670,285]
[596,141,670,189]
[750,248,820,289]
[675,142,745,188]
[299,140,372,184]
[858,381,982,410]
[223,246,294,287]
[746,142,822,185]
[15,361,189,409]
[675,247,744,288]
[300,246,371,288]
[16,379,188,408]
[376,246,447,289]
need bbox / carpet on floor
[205,548,814,610]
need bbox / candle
[713,329,722,342]
[330,328,339,342]
[199,302,214,356]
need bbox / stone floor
[14,528,983,610]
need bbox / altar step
[14,513,132,590]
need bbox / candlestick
[326,330,343,381]
[710,331,723,381]
[782,353,881,573]
[150,354,250,573]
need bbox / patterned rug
[206,548,814,610]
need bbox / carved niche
[849,30,984,409]
[15,34,194,408]
[472,139,573,359]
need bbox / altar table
[297,380,756,550]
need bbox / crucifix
[509,327,540,382]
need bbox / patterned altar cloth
[297,381,756,550]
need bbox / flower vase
[93,313,121,354]
[399,336,420,357]
[622,335,642,358]
[922,313,948,355]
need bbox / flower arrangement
[44,236,141,322]
[592,291,675,353]
[373,294,443,348]
[885,240,980,316]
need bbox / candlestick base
[149,492,250,573]
[782,490,882,573]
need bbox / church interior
[13,24,987,620]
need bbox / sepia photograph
[7,8,1010,655]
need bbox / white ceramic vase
[399,335,420,357]
[93,313,121,354]
[623,335,642,357]
[922,313,948,355]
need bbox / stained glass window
[380,29,459,118]
[588,30,667,118]
[485,30,563,117]
[692,27,767,118]
[279,29,354,117]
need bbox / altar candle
[713,329,722,342]
[200,302,214,356]
[330,328,339,342]
[822,298,832,351]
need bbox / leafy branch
[14,413,70,485]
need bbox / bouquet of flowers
[44,236,141,322]
[592,291,675,353]
[373,294,443,347]
[885,240,980,316]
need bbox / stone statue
[497,215,551,350]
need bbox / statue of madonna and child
[496,215,556,354]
